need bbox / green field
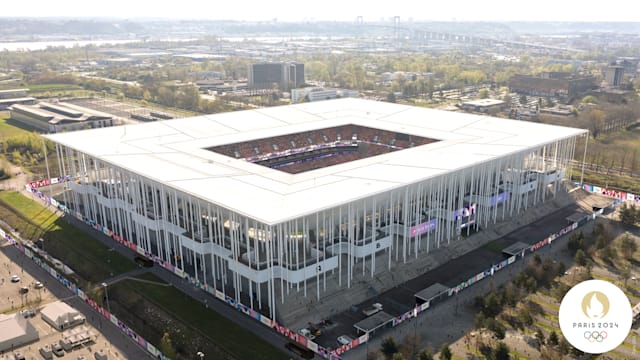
[0,190,136,284]
[0,112,33,140]
[107,273,287,360]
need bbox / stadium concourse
[44,98,587,328]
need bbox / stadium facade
[46,99,587,323]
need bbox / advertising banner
[409,218,437,237]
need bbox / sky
[2,0,638,22]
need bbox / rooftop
[462,98,505,107]
[46,98,587,225]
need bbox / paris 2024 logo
[559,280,632,354]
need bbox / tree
[620,234,637,260]
[575,249,587,267]
[474,312,486,329]
[519,94,528,106]
[600,245,617,264]
[386,92,397,103]
[535,328,546,347]
[392,353,407,360]
[159,332,177,359]
[548,331,559,346]
[556,261,566,277]
[381,337,399,358]
[418,349,434,360]
[620,266,631,287]
[438,344,452,360]
[486,318,506,339]
[494,341,510,360]
[581,95,598,104]
[588,109,606,139]
[619,203,639,226]
[478,88,489,99]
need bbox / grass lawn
[109,273,287,360]
[0,190,135,284]
[0,113,32,140]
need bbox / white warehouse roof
[46,98,586,224]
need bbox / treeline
[1,132,55,167]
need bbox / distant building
[248,62,305,91]
[540,105,575,117]
[380,71,418,85]
[616,57,639,76]
[0,97,36,110]
[190,71,226,80]
[460,99,505,113]
[0,88,29,99]
[9,101,114,133]
[508,73,596,99]
[291,87,359,103]
[604,65,624,88]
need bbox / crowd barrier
[578,182,640,203]
[19,179,615,359]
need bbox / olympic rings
[583,331,607,342]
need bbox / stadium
[45,98,587,324]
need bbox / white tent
[41,301,86,331]
[0,313,39,352]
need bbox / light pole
[102,282,111,313]
[196,351,204,360]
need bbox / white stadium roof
[46,98,587,225]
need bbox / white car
[298,328,316,340]
[11,275,20,283]
[337,335,353,346]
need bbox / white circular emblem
[558,280,632,354]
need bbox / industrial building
[9,101,114,133]
[509,72,596,99]
[0,88,29,99]
[460,98,505,113]
[291,87,359,103]
[45,98,586,325]
[248,61,305,91]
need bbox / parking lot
[0,241,132,360]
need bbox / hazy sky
[3,0,637,22]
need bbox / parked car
[11,274,20,282]
[337,335,353,346]
[39,345,53,360]
[298,328,316,340]
[51,343,64,357]
[13,351,26,360]
[19,286,29,294]
[34,281,44,289]
[19,309,35,318]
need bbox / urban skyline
[3,0,639,22]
